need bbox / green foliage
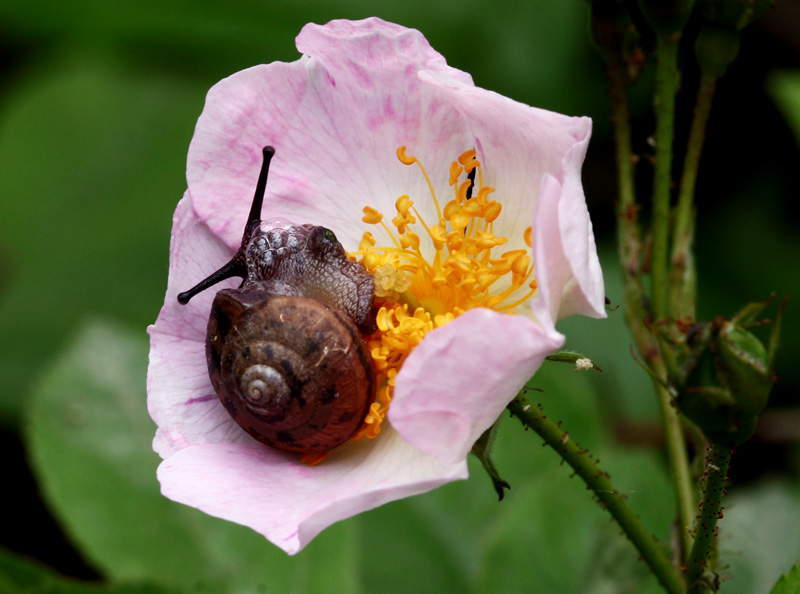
[722,481,800,594]
[770,562,800,594]
[0,51,201,425]
[0,547,177,594]
[26,320,360,594]
[770,70,800,144]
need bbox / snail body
[178,147,376,454]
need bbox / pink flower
[147,17,605,554]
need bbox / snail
[177,146,376,454]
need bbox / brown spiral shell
[177,147,376,455]
[207,290,375,453]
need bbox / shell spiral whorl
[239,363,290,409]
[209,294,375,454]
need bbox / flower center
[301,148,535,464]
[350,147,536,443]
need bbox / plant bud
[637,0,695,36]
[695,25,740,77]
[660,295,784,446]
[590,0,639,59]
[696,0,774,30]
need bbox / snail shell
[177,146,376,454]
[208,291,374,453]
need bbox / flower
[147,17,605,555]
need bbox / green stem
[609,60,637,218]
[650,34,681,320]
[651,361,696,563]
[507,396,684,594]
[649,32,698,565]
[670,73,718,320]
[607,56,651,354]
[686,442,732,593]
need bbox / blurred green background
[1,1,798,593]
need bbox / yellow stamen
[397,146,416,165]
[362,206,383,225]
[346,147,537,445]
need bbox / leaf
[579,524,662,594]
[26,319,360,594]
[0,546,178,594]
[0,50,204,425]
[770,563,800,594]
[719,479,800,594]
[769,70,800,144]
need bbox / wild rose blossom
[147,17,605,554]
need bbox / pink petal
[551,137,606,319]
[418,70,592,248]
[388,308,564,465]
[157,427,467,555]
[531,139,606,324]
[187,17,474,251]
[530,175,569,327]
[416,69,604,321]
[147,196,254,458]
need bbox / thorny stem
[609,59,637,220]
[648,32,699,565]
[606,55,651,355]
[652,360,696,563]
[670,73,718,320]
[650,34,681,320]
[606,61,696,547]
[686,443,732,593]
[507,396,684,594]
[665,76,722,569]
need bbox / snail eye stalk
[177,146,276,305]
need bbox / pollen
[349,147,536,443]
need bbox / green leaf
[26,319,360,594]
[0,50,204,426]
[579,524,663,594]
[769,70,800,144]
[0,546,178,594]
[770,562,800,594]
[720,480,800,594]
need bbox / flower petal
[388,308,564,465]
[531,138,606,324]
[147,196,254,458]
[186,17,474,251]
[157,426,467,555]
[418,69,593,253]
[551,136,606,319]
